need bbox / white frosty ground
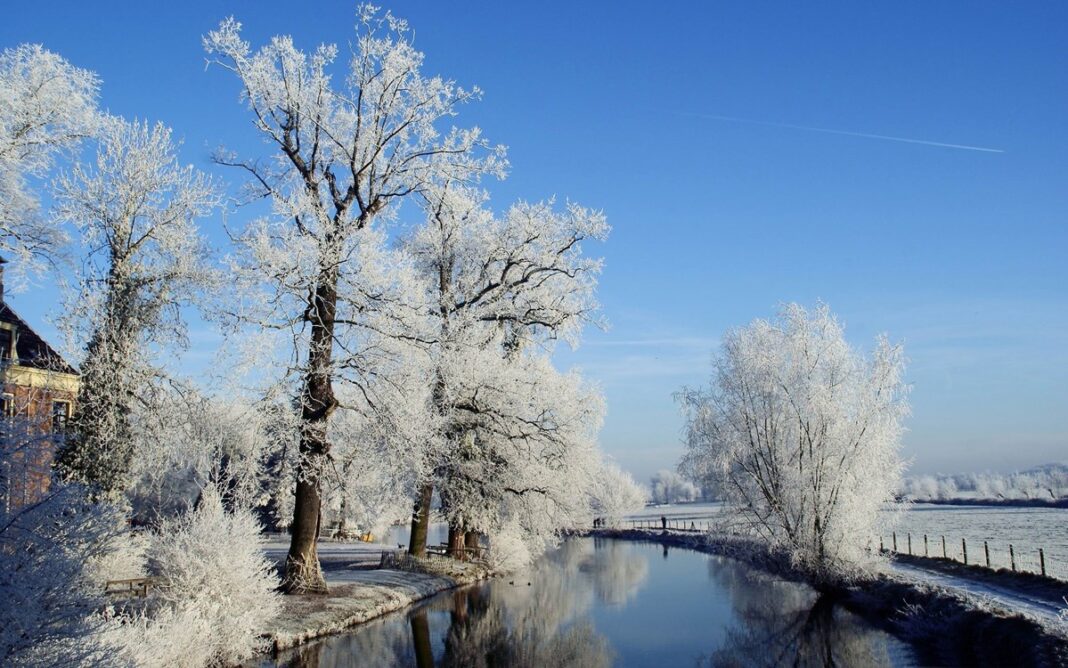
[887,561,1067,627]
[257,536,490,651]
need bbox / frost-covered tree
[124,389,275,524]
[678,304,909,582]
[52,117,217,499]
[260,387,427,540]
[401,183,607,558]
[204,5,504,592]
[0,44,98,275]
[649,469,699,505]
[587,460,647,528]
[439,352,606,562]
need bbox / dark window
[52,401,70,431]
[0,329,11,360]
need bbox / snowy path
[889,561,1067,626]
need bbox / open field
[624,501,1068,580]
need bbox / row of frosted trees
[0,7,645,665]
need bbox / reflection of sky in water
[383,523,450,550]
[263,538,919,667]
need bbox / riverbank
[257,539,493,652]
[900,497,1068,509]
[588,528,1068,667]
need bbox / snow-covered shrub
[105,605,213,668]
[86,529,149,585]
[111,491,280,667]
[0,481,127,667]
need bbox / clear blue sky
[4,2,1066,483]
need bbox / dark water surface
[266,537,918,667]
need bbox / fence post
[893,532,897,552]
[962,538,968,565]
[924,534,928,556]
[1009,544,1016,572]
[1040,548,1046,577]
[908,533,912,555]
[984,541,990,568]
[942,535,947,559]
[880,536,884,552]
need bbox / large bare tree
[204,6,503,592]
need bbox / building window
[52,401,71,431]
[1,393,13,418]
[0,329,11,361]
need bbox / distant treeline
[898,464,1068,503]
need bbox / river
[261,537,919,667]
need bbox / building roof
[0,302,78,375]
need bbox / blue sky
[4,2,1066,483]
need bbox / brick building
[0,259,79,511]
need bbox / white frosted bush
[112,492,281,667]
[104,605,213,668]
[0,482,126,667]
[86,530,149,585]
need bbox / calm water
[265,537,918,667]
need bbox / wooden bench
[104,577,158,598]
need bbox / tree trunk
[447,523,466,560]
[283,270,338,594]
[464,530,480,560]
[408,483,433,557]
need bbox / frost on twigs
[107,490,281,667]
[678,303,909,585]
[52,116,218,500]
[0,44,99,280]
[0,479,127,668]
[203,2,506,591]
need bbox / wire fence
[878,531,1065,581]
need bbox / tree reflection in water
[433,587,611,668]
[701,557,897,668]
[267,540,908,667]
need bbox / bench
[104,577,158,598]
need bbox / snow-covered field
[880,503,1068,579]
[625,501,727,520]
[623,502,1068,579]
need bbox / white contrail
[679,112,1004,153]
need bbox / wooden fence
[878,531,1062,580]
[623,518,714,532]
